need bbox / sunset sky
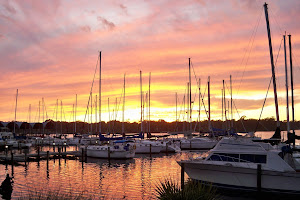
[0,0,300,124]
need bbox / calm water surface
[0,148,205,199]
[1,130,299,199]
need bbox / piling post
[81,148,84,162]
[166,143,168,155]
[37,146,40,160]
[189,140,192,149]
[181,162,185,190]
[58,147,61,159]
[257,164,262,194]
[11,152,14,175]
[180,141,182,149]
[25,151,27,166]
[108,146,111,160]
[46,151,49,166]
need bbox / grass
[155,178,219,200]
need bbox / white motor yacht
[178,137,300,195]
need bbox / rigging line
[84,55,100,122]
[269,8,284,37]
[254,76,272,133]
[232,100,247,132]
[236,8,263,94]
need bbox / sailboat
[178,3,300,195]
[85,52,135,159]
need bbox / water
[1,130,299,199]
[0,148,204,199]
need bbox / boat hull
[180,161,300,194]
[87,146,135,159]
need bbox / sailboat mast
[198,78,201,133]
[95,94,97,133]
[61,100,63,134]
[189,58,192,130]
[122,74,125,134]
[148,72,151,134]
[230,75,233,129]
[264,3,280,127]
[208,77,211,133]
[176,92,178,131]
[99,51,102,134]
[14,89,18,134]
[108,97,110,133]
[283,35,290,133]
[140,70,143,133]
[223,80,227,131]
[75,94,77,133]
[91,91,93,134]
[288,35,295,134]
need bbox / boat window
[208,153,239,162]
[240,154,266,163]
[208,153,266,163]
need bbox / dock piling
[257,164,262,194]
[181,162,185,190]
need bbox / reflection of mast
[264,3,280,128]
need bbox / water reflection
[0,145,211,199]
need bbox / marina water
[0,131,299,199]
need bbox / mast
[148,72,151,134]
[61,100,63,135]
[91,91,93,134]
[283,34,290,133]
[42,97,44,135]
[75,94,77,133]
[14,89,18,134]
[99,51,102,134]
[264,3,280,128]
[29,104,31,135]
[140,70,143,133]
[289,34,295,146]
[95,94,97,133]
[198,78,201,133]
[56,99,58,134]
[122,74,125,135]
[230,75,233,129]
[176,92,178,131]
[223,80,227,131]
[189,58,192,130]
[186,82,189,130]
[108,97,110,133]
[208,77,211,133]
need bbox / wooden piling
[25,151,27,166]
[257,164,262,193]
[58,147,61,159]
[81,148,84,162]
[46,151,49,166]
[189,140,192,149]
[108,146,111,160]
[37,146,40,160]
[180,141,182,149]
[181,162,185,190]
[11,152,14,175]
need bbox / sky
[0,0,300,124]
